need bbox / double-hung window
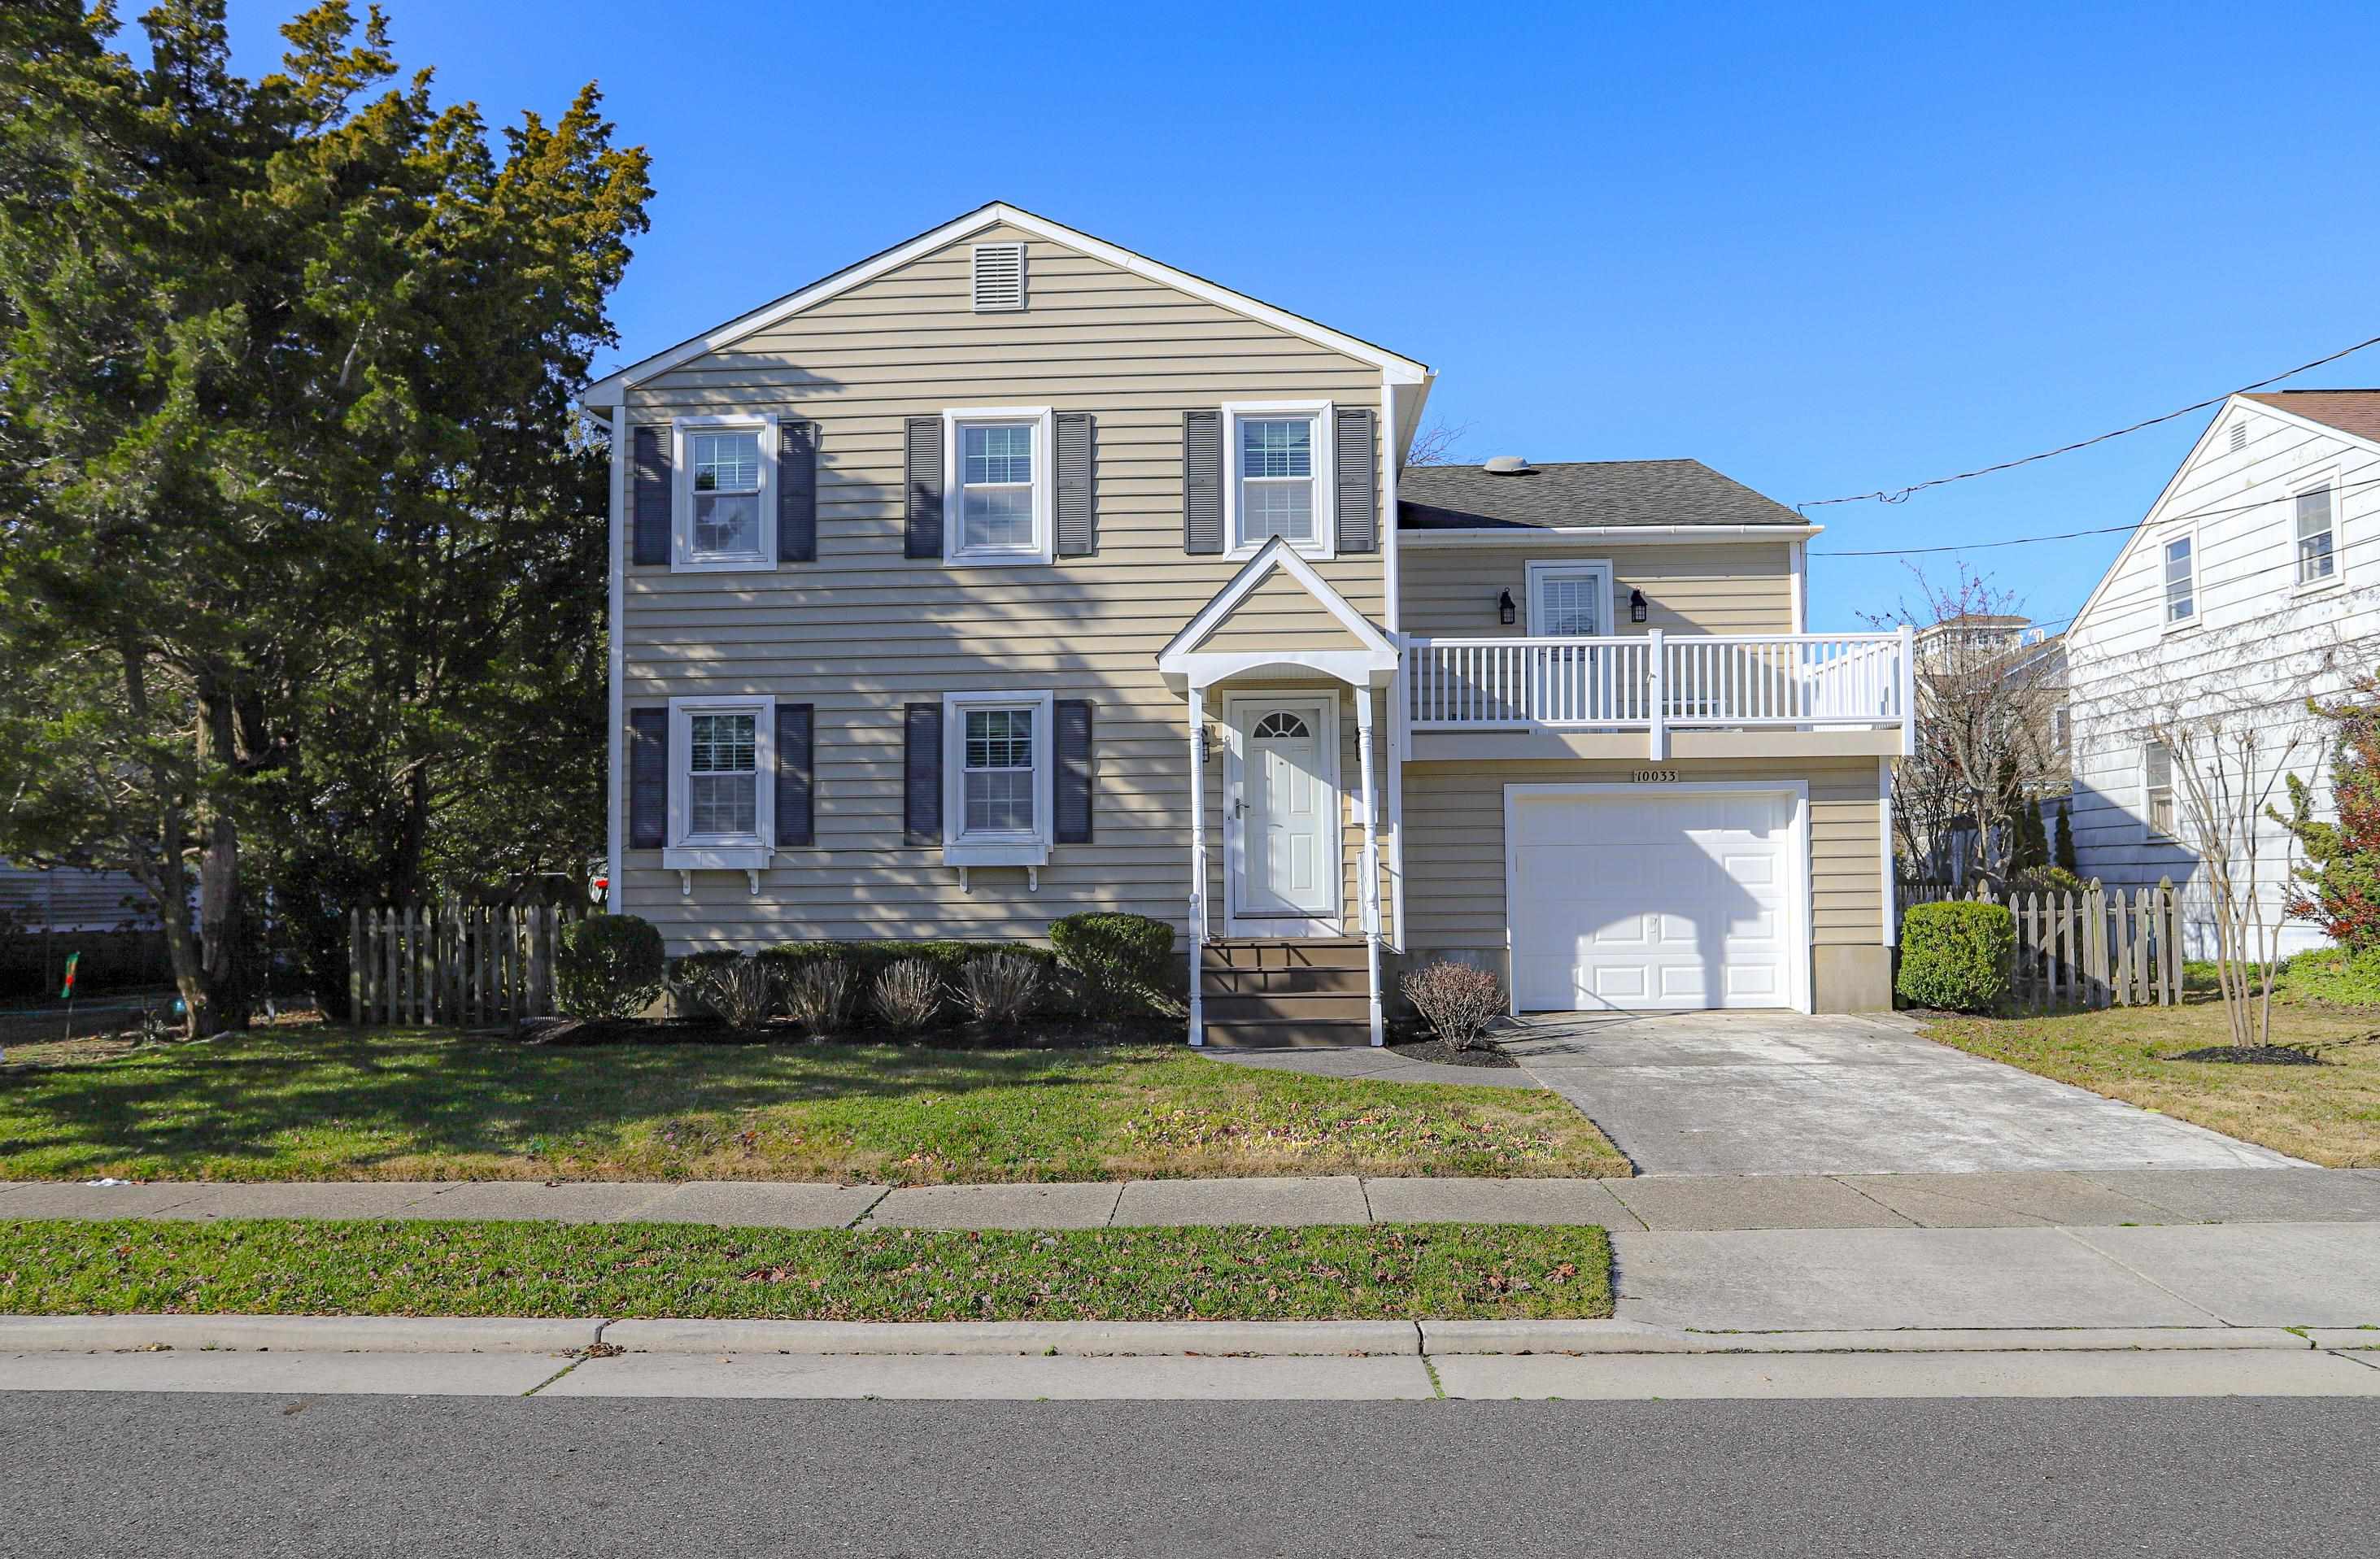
[2295,483,2337,586]
[665,698,774,870]
[2162,534,2195,626]
[943,408,1053,564]
[941,690,1054,865]
[2143,742,2176,839]
[1223,402,1334,557]
[675,416,775,569]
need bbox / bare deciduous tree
[1401,417,1471,468]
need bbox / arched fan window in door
[1252,712,1311,740]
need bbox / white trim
[1222,692,1343,937]
[941,690,1056,868]
[1500,781,1814,1016]
[1157,537,1398,686]
[941,406,1056,566]
[1187,684,1208,1046]
[663,696,775,872]
[1789,539,1807,634]
[1523,557,1616,636]
[1399,524,1821,547]
[605,416,627,912]
[2288,464,2344,594]
[1879,756,1895,947]
[1382,378,1409,956]
[2140,738,2178,845]
[672,414,777,573]
[1354,687,1384,1045]
[2156,525,2200,634]
[1223,400,1336,560]
[581,202,1428,407]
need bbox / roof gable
[586,202,1428,407]
[1158,538,1397,677]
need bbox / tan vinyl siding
[1399,756,1884,955]
[1402,542,1794,638]
[617,225,1387,947]
[1190,570,1374,655]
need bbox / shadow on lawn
[0,1030,1178,1176]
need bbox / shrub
[2008,864,2088,899]
[780,956,860,1035]
[688,956,779,1029]
[1048,912,1175,1017]
[554,915,665,1020]
[664,950,743,1018]
[761,940,1059,1021]
[1400,960,1506,1050]
[2275,944,2380,1008]
[960,951,1044,1026]
[1896,901,2015,1012]
[872,958,944,1031]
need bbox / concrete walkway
[1500,1010,2307,1175]
[7,1166,2377,1230]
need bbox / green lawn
[1923,998,2380,1168]
[0,1026,1626,1183]
[0,1218,1615,1322]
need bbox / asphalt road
[6,1392,2376,1557]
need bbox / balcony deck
[1402,629,1912,761]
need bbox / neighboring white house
[2064,390,2380,956]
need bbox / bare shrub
[871,957,944,1033]
[1400,960,1506,1050]
[781,956,858,1037]
[961,951,1043,1026]
[691,956,779,1030]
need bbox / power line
[1808,469,2380,558]
[1798,333,2380,509]
[2007,520,2380,637]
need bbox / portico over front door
[1225,696,1340,933]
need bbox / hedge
[1895,900,2013,1013]
[760,940,1061,1023]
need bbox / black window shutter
[1183,409,1223,554]
[778,420,817,563]
[627,708,669,848]
[1053,699,1094,844]
[1055,412,1096,556]
[631,426,671,565]
[1334,407,1378,555]
[903,703,942,845]
[775,703,813,847]
[904,416,944,560]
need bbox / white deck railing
[1406,627,1913,756]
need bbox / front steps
[1198,938,1374,1047]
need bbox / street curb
[0,1314,2343,1358]
[597,1319,1423,1357]
[0,1315,595,1354]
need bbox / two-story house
[2065,390,2378,957]
[581,204,1912,1044]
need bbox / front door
[1228,698,1339,928]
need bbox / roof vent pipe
[1483,455,1534,475]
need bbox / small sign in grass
[0,1218,1613,1322]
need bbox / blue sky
[207,1,2380,629]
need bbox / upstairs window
[2162,535,2195,625]
[1221,402,1334,558]
[942,408,1053,564]
[2296,484,2336,586]
[2143,742,2176,838]
[673,416,776,570]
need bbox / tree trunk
[194,682,250,1032]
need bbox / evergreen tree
[2054,798,2078,874]
[2274,673,2380,951]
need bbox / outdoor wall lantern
[1630,588,1650,623]
[1497,589,1517,625]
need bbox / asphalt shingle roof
[2239,390,2380,447]
[1397,459,1805,530]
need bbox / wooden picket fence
[1895,878,2185,1011]
[348,905,577,1027]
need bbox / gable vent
[972,242,1026,312]
[2228,420,2247,455]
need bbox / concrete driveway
[1501,1010,2304,1176]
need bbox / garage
[1504,784,1808,1013]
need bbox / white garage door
[1508,788,1802,1012]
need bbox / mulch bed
[514,1015,1182,1051]
[2169,1043,2326,1066]
[1385,1036,1519,1069]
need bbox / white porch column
[1354,686,1384,1047]
[1187,682,1208,1047]
[1646,628,1667,762]
[1897,622,1917,756]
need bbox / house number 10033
[1632,769,1680,783]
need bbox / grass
[0,1026,1627,1184]
[0,1218,1615,1322]
[1922,996,2380,1168]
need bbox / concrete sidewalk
[7,1166,2377,1230]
